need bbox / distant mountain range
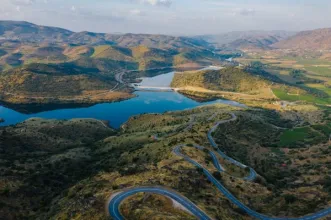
[198,28,331,51]
[197,31,296,50]
[1,20,331,104]
[0,21,210,50]
[2,20,331,52]
[0,20,228,104]
[274,28,331,50]
[0,21,222,72]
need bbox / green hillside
[0,20,232,105]
[171,67,271,94]
[0,63,134,104]
[1,104,331,219]
[0,65,113,96]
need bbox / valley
[2,102,331,219]
[1,15,331,220]
[0,21,229,105]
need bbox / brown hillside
[274,28,331,50]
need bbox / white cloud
[130,9,145,16]
[71,6,76,12]
[139,0,172,7]
[239,8,256,16]
[11,0,36,6]
[0,0,330,35]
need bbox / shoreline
[0,92,136,105]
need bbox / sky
[0,0,331,35]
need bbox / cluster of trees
[290,69,324,84]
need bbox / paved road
[108,113,331,220]
[206,113,258,181]
[108,186,212,220]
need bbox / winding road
[108,113,331,220]
[108,186,211,220]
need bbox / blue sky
[1,0,330,35]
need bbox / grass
[306,84,331,96]
[91,45,110,58]
[266,69,299,84]
[296,59,331,66]
[272,88,329,105]
[278,127,311,146]
[278,127,326,148]
[120,193,196,220]
[305,66,331,77]
[311,124,331,136]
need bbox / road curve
[206,113,257,181]
[173,144,331,220]
[108,113,331,220]
[108,186,212,220]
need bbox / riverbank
[0,91,244,128]
[0,90,135,105]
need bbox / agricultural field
[236,51,331,105]
[278,127,326,148]
[272,88,330,104]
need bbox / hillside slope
[0,63,132,104]
[198,31,294,50]
[0,21,212,50]
[0,20,232,105]
[171,67,271,94]
[0,21,73,42]
[274,28,331,50]
[1,104,331,219]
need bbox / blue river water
[0,91,245,128]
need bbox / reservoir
[0,67,244,128]
[0,91,245,128]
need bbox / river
[0,67,244,128]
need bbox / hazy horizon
[1,0,331,35]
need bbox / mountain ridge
[274,27,331,50]
[0,20,212,50]
[196,30,295,50]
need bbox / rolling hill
[1,103,331,219]
[0,21,212,50]
[0,21,224,72]
[198,31,295,50]
[0,20,233,104]
[274,28,331,50]
[0,21,73,42]
[0,63,133,104]
[171,67,272,94]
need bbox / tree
[284,194,297,204]
[213,171,222,181]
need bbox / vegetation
[0,118,115,219]
[0,21,231,105]
[171,67,271,94]
[235,53,331,105]
[2,19,331,220]
[278,127,327,148]
[0,63,134,104]
[1,103,331,219]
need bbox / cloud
[239,8,256,16]
[11,0,36,5]
[229,8,257,17]
[130,9,145,16]
[71,6,76,12]
[139,0,172,7]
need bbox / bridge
[133,86,180,92]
